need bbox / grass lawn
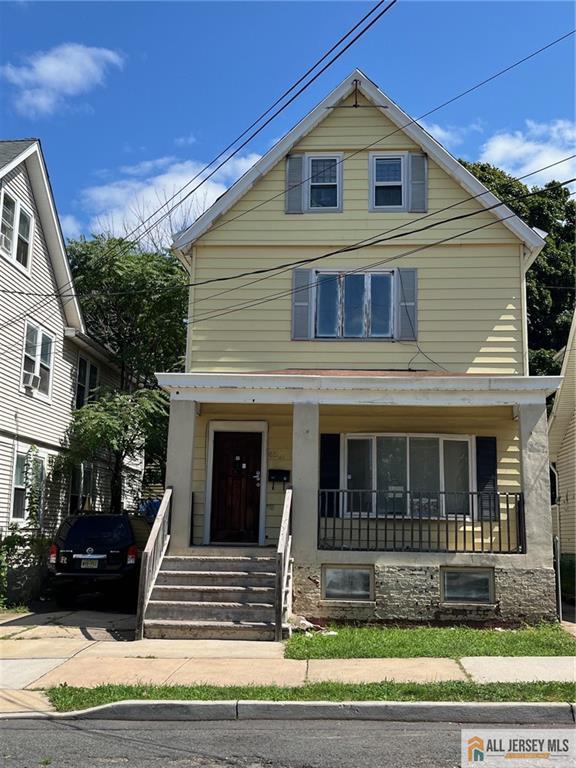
[284,624,576,659]
[47,681,576,712]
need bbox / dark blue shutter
[320,434,340,518]
[476,436,498,520]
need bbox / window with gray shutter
[291,269,313,339]
[395,268,418,340]
[408,153,428,213]
[285,155,304,214]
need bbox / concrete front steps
[143,550,285,640]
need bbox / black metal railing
[317,490,525,554]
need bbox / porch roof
[156,371,561,407]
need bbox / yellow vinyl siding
[199,94,516,246]
[189,404,518,547]
[188,243,525,374]
[554,412,576,554]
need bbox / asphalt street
[0,718,546,768]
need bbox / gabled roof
[173,68,545,265]
[549,311,576,459]
[0,139,85,332]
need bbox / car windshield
[58,517,133,549]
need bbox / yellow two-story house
[141,71,561,640]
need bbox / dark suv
[48,514,151,605]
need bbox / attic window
[307,155,342,211]
[1,190,33,271]
[370,153,407,211]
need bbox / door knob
[252,471,261,481]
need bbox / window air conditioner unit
[23,372,41,390]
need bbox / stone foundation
[292,564,557,625]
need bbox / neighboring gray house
[0,139,141,534]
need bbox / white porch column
[165,398,196,550]
[292,402,319,561]
[518,401,553,567]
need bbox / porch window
[315,271,393,338]
[344,434,472,517]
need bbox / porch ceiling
[156,371,561,407]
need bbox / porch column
[292,402,319,561]
[165,398,196,550]
[518,401,553,567]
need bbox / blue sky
[0,0,574,244]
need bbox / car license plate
[81,559,99,569]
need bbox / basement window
[441,568,494,604]
[322,566,374,601]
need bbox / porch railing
[135,487,172,639]
[275,488,293,641]
[318,490,525,554]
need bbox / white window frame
[369,151,408,212]
[440,567,495,605]
[69,461,95,513]
[313,269,395,339]
[20,319,55,401]
[341,432,476,519]
[0,188,34,275]
[305,153,343,212]
[10,444,47,524]
[75,354,99,409]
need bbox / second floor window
[1,191,33,270]
[23,321,53,396]
[308,156,340,210]
[315,270,393,338]
[76,357,99,409]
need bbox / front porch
[150,371,560,631]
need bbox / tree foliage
[67,235,188,389]
[460,162,575,375]
[62,389,169,513]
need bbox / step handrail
[275,487,293,641]
[135,487,173,640]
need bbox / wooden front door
[210,431,262,543]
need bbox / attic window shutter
[394,268,417,340]
[476,436,499,521]
[292,269,313,339]
[285,155,304,214]
[408,153,427,213]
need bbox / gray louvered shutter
[292,269,313,339]
[285,154,304,214]
[408,153,427,212]
[395,268,417,340]
[476,436,499,521]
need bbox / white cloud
[80,152,262,247]
[479,119,576,187]
[174,133,196,147]
[60,214,83,240]
[1,43,123,117]
[420,119,484,150]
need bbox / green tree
[67,235,188,390]
[62,389,169,514]
[460,162,575,375]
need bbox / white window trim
[440,567,495,606]
[369,151,408,212]
[20,319,55,402]
[10,442,51,524]
[0,188,34,276]
[313,269,395,340]
[69,461,95,513]
[341,432,476,519]
[76,354,99,409]
[305,152,343,213]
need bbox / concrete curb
[2,700,575,724]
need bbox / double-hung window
[344,434,473,517]
[76,357,99,409]
[1,191,33,270]
[315,270,393,338]
[12,450,45,521]
[22,321,54,397]
[307,155,341,210]
[69,463,94,513]
[370,153,406,210]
